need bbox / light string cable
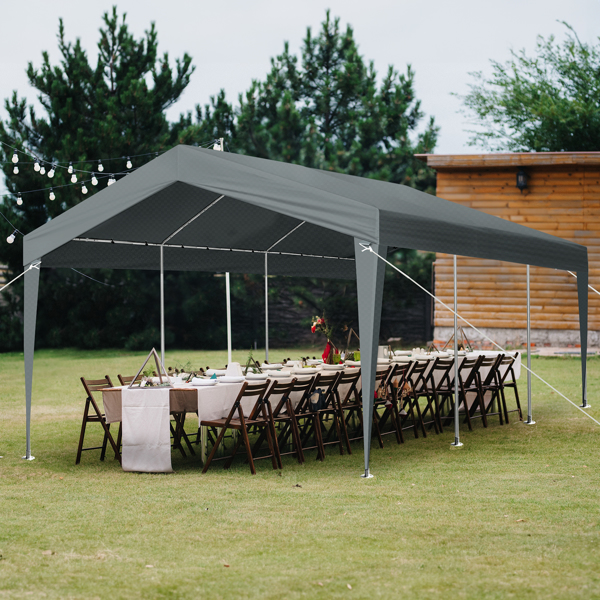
[567,270,600,298]
[0,138,220,175]
[359,243,600,427]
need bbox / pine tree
[196,11,438,192]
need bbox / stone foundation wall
[433,327,600,349]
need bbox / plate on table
[446,350,467,356]
[413,354,434,361]
[392,356,412,363]
[261,363,283,369]
[219,376,246,383]
[191,378,218,386]
[430,351,450,358]
[266,370,291,377]
[206,369,227,376]
[245,373,268,380]
[394,350,412,356]
[321,363,345,370]
[291,367,318,375]
[344,360,361,367]
[307,359,322,365]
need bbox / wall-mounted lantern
[516,168,528,192]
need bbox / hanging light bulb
[212,142,221,151]
[97,159,104,172]
[16,193,23,206]
[107,175,116,186]
[13,165,19,175]
[49,188,56,201]
[11,152,18,164]
[68,162,73,174]
[40,164,46,175]
[126,156,132,169]
[6,230,17,244]
[71,173,77,183]
[48,164,55,178]
[91,173,98,186]
[33,160,40,172]
[82,183,88,194]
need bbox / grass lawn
[1,348,599,599]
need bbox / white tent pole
[160,245,165,367]
[451,254,463,447]
[226,272,232,365]
[525,264,535,424]
[265,252,269,361]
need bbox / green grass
[1,348,600,599]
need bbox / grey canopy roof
[24,145,588,276]
[21,145,589,473]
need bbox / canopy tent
[22,145,589,474]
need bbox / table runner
[121,388,173,473]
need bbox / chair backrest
[300,372,340,412]
[81,376,114,401]
[497,352,518,385]
[229,380,272,421]
[290,375,319,414]
[458,355,484,387]
[427,357,455,391]
[264,378,297,416]
[333,369,362,405]
[117,373,142,386]
[478,354,504,387]
[408,360,431,392]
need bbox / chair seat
[201,417,267,429]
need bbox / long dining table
[101,354,521,472]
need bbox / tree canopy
[0,8,437,352]
[191,11,438,192]
[461,23,600,152]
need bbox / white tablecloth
[121,387,173,473]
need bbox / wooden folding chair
[295,372,344,460]
[252,378,304,464]
[202,380,280,474]
[495,353,523,423]
[391,362,421,439]
[422,357,457,433]
[475,354,506,426]
[331,368,363,452]
[445,355,485,431]
[76,376,121,465]
[371,366,405,447]
[406,361,440,436]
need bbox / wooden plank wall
[434,166,599,331]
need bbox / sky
[1,0,598,171]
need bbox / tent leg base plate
[451,440,463,448]
[524,419,536,425]
[580,404,591,409]
[22,455,35,461]
[360,469,374,479]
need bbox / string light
[97,160,104,172]
[39,165,46,175]
[81,183,88,195]
[91,173,98,186]
[70,173,77,184]
[107,175,116,186]
[49,188,55,201]
[33,160,40,172]
[11,152,18,164]
[48,164,55,178]
[16,193,23,206]
[68,162,73,174]
[212,141,222,151]
[13,165,19,175]
[126,156,132,169]
[6,230,16,244]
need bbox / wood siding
[433,165,599,331]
